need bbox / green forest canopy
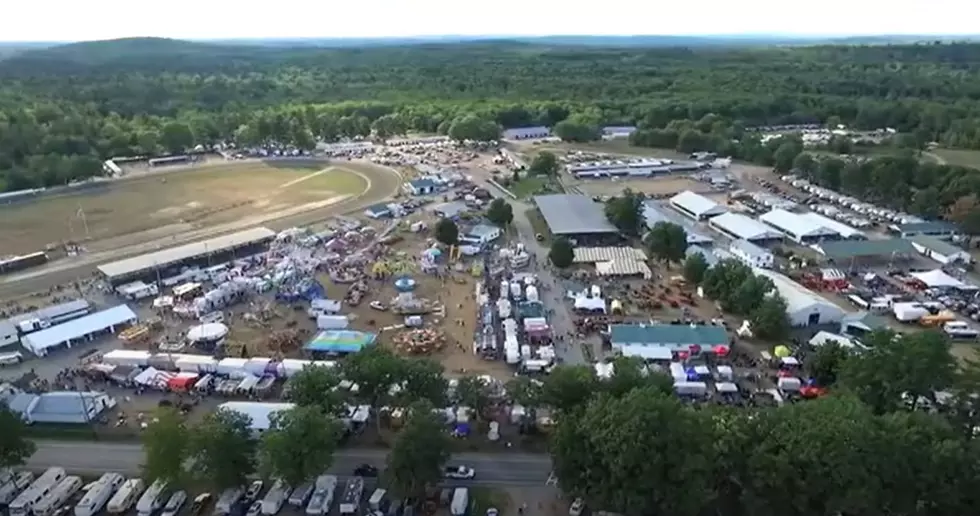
[5,37,980,202]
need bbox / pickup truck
[443,466,476,480]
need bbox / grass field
[0,161,367,255]
[514,139,686,160]
[930,149,980,169]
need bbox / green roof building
[609,323,729,359]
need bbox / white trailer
[106,479,144,514]
[450,488,469,516]
[135,479,169,516]
[9,468,67,516]
[74,473,125,516]
[338,477,363,515]
[33,476,83,516]
[260,480,291,515]
[304,475,338,516]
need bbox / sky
[4,0,976,42]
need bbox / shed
[728,240,774,269]
[432,201,469,219]
[502,126,551,140]
[753,268,846,326]
[609,324,728,356]
[669,191,728,220]
[708,213,783,242]
[21,305,138,357]
[459,224,502,245]
[910,235,971,265]
[405,179,437,196]
[363,204,392,219]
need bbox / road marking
[278,167,330,189]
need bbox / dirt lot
[0,162,367,255]
[572,176,712,197]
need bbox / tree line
[6,39,980,191]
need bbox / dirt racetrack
[0,159,402,297]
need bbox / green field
[930,149,980,169]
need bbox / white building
[708,213,783,243]
[669,191,728,221]
[459,224,502,245]
[910,235,972,265]
[729,240,774,269]
[754,268,847,327]
[759,209,838,244]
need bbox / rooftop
[573,247,647,264]
[641,203,713,244]
[97,227,276,279]
[609,324,728,347]
[0,299,91,337]
[754,268,846,317]
[760,209,837,239]
[730,239,771,258]
[669,191,727,217]
[799,212,864,239]
[534,194,617,235]
[22,305,138,354]
[910,235,967,257]
[816,238,916,260]
[468,224,501,238]
[218,401,295,431]
[895,221,960,233]
[709,213,783,241]
[502,126,551,139]
[408,178,437,189]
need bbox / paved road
[0,161,402,299]
[28,441,553,487]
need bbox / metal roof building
[609,323,729,358]
[754,268,847,327]
[642,203,713,245]
[534,195,617,235]
[815,239,916,261]
[799,212,865,240]
[502,126,551,140]
[759,209,838,243]
[97,227,276,282]
[708,213,783,243]
[669,191,728,220]
[910,235,972,265]
[21,305,138,357]
[573,247,647,264]
[891,221,960,239]
[0,299,92,348]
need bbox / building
[2,388,116,424]
[686,245,733,268]
[609,323,729,359]
[753,269,847,326]
[431,201,469,219]
[728,240,774,269]
[533,194,618,238]
[21,305,138,357]
[910,235,972,265]
[217,402,295,434]
[0,299,92,349]
[799,212,864,240]
[459,224,502,245]
[364,204,392,219]
[669,191,728,221]
[815,239,916,266]
[601,126,638,139]
[708,213,783,243]
[890,221,960,239]
[502,126,551,140]
[840,312,890,339]
[759,209,839,244]
[572,247,652,279]
[405,179,437,196]
[642,203,713,245]
[97,227,276,284]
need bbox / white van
[135,480,169,516]
[33,476,83,516]
[107,479,145,514]
[0,472,35,505]
[260,480,291,515]
[74,473,124,516]
[9,468,67,516]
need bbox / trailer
[260,480,291,515]
[135,480,169,516]
[338,477,363,515]
[106,479,145,514]
[33,476,83,516]
[304,476,338,516]
[0,472,35,506]
[9,468,67,516]
[74,473,125,516]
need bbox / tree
[142,407,189,486]
[840,330,957,414]
[434,218,459,246]
[485,198,514,227]
[949,194,980,238]
[604,356,674,398]
[447,115,500,142]
[340,347,407,430]
[259,406,343,487]
[386,401,452,498]
[285,365,346,416]
[454,375,493,421]
[806,340,851,387]
[644,221,688,266]
[748,294,791,341]
[541,365,598,413]
[604,189,645,237]
[551,389,717,516]
[553,119,599,142]
[505,376,542,408]
[528,151,558,176]
[548,237,574,268]
[0,404,35,469]
[189,409,256,490]
[159,122,195,154]
[398,357,449,408]
[682,252,709,285]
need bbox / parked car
[244,481,264,504]
[189,493,212,516]
[246,502,262,516]
[443,466,475,480]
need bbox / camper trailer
[260,480,291,515]
[214,487,244,515]
[304,476,338,516]
[106,479,145,514]
[338,477,363,515]
[74,473,124,516]
[135,480,169,516]
[9,468,67,516]
[287,483,314,508]
[0,472,35,506]
[33,476,83,516]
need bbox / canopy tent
[573,296,606,312]
[911,269,977,290]
[595,260,653,279]
[167,375,198,391]
[773,345,792,358]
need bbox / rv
[367,489,387,513]
[214,487,244,515]
[450,488,469,516]
[287,483,314,508]
[338,477,363,515]
[106,479,145,514]
[136,480,169,516]
[260,480,291,515]
[33,476,83,516]
[304,476,338,516]
[74,473,124,516]
[0,472,35,506]
[160,490,187,516]
[9,468,67,516]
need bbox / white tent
[574,296,606,312]
[911,269,974,289]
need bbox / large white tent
[911,269,977,290]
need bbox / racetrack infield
[0,160,402,297]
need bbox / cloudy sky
[5,0,975,42]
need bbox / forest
[4,38,980,203]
